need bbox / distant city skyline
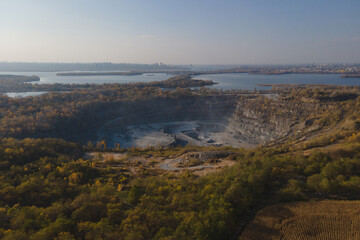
[1,0,360,64]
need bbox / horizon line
[0,61,360,66]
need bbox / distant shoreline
[341,74,360,78]
[0,74,40,82]
[258,83,337,88]
[56,71,143,76]
[192,70,349,76]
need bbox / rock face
[228,95,341,145]
[229,99,293,144]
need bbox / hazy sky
[1,0,360,64]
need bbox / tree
[128,185,144,205]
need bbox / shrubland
[0,85,359,239]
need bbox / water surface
[2,71,360,92]
[0,71,174,85]
[194,73,360,90]
[4,92,47,98]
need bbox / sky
[0,0,360,65]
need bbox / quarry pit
[94,95,258,149]
[93,94,303,149]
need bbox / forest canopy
[0,83,359,239]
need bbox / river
[194,73,359,90]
